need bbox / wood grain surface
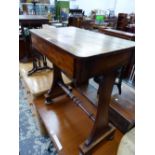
[30,27,135,58]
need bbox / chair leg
[115,66,125,95]
[117,83,122,95]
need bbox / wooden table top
[30,27,135,58]
[19,15,48,21]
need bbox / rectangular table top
[30,27,135,59]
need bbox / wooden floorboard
[34,94,123,155]
[33,80,134,154]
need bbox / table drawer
[31,34,74,78]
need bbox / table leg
[79,71,117,154]
[45,65,66,104]
[85,70,117,145]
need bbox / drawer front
[31,34,74,78]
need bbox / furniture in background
[98,28,135,87]
[116,13,135,33]
[99,28,135,41]
[69,9,83,16]
[94,67,125,95]
[98,12,135,86]
[125,13,135,33]
[68,9,84,28]
[125,24,135,33]
[116,13,128,31]
[19,36,26,60]
[55,1,69,21]
[68,16,83,28]
[81,18,94,30]
[95,27,135,133]
[94,28,135,97]
[19,15,53,76]
[19,15,49,63]
[19,15,49,32]
[19,3,55,16]
[68,16,95,29]
[30,27,134,154]
[19,25,26,60]
[31,0,39,15]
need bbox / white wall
[70,0,115,15]
[115,0,135,15]
[50,0,54,5]
[70,0,135,16]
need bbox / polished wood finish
[30,27,134,58]
[30,27,134,82]
[99,28,135,41]
[19,62,71,137]
[80,123,116,155]
[19,61,71,96]
[84,71,117,146]
[19,15,49,28]
[30,27,135,154]
[33,94,123,155]
[45,64,67,104]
